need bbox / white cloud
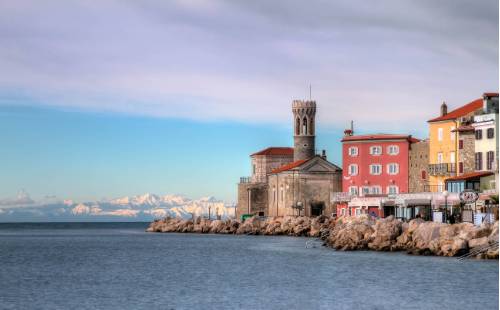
[0,0,497,132]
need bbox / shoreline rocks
[146,215,499,259]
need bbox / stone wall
[267,172,342,217]
[409,140,429,192]
[293,135,315,161]
[236,182,268,220]
[458,131,475,175]
[251,154,293,183]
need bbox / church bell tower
[292,100,316,161]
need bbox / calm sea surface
[0,222,498,310]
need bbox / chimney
[321,150,327,160]
[440,101,447,116]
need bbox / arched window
[295,118,300,135]
[309,117,314,135]
[302,117,308,135]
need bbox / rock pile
[147,215,499,259]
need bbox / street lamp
[442,190,449,223]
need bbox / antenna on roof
[350,120,354,133]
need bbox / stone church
[237,100,342,219]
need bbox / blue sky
[0,0,498,203]
[0,104,347,202]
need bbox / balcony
[428,163,456,176]
[240,177,252,183]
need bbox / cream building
[472,93,499,192]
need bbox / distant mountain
[0,192,235,222]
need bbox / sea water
[0,222,498,310]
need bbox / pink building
[339,131,419,217]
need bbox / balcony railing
[240,177,252,183]
[428,163,456,176]
[423,184,446,193]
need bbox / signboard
[433,211,443,223]
[459,190,479,204]
[330,192,352,203]
[474,213,494,226]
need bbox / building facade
[427,97,484,192]
[341,132,417,196]
[445,93,499,194]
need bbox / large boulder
[407,221,443,255]
[326,215,375,250]
[368,216,402,251]
[236,216,262,235]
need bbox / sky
[0,0,498,203]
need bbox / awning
[394,193,459,207]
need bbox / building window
[421,170,426,180]
[348,146,358,156]
[302,117,308,135]
[459,140,463,149]
[295,118,300,135]
[387,186,399,195]
[348,164,358,176]
[370,164,382,175]
[369,146,382,155]
[355,208,361,216]
[348,186,358,195]
[387,145,399,155]
[450,151,455,164]
[371,186,381,194]
[475,152,483,170]
[387,163,399,175]
[475,129,482,140]
[341,208,346,216]
[437,152,443,164]
[487,128,494,139]
[487,151,495,170]
[361,187,370,195]
[438,128,443,141]
[450,127,455,140]
[252,164,256,175]
[459,162,464,174]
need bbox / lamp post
[442,190,449,223]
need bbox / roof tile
[271,159,309,173]
[251,147,294,156]
[428,98,483,122]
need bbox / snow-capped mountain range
[0,192,235,222]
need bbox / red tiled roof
[342,134,418,143]
[428,98,483,122]
[445,171,494,181]
[251,147,294,156]
[483,92,499,97]
[271,159,309,173]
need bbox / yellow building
[427,98,483,192]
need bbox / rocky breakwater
[147,215,333,237]
[147,215,498,259]
[325,215,498,259]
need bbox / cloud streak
[0,0,497,132]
